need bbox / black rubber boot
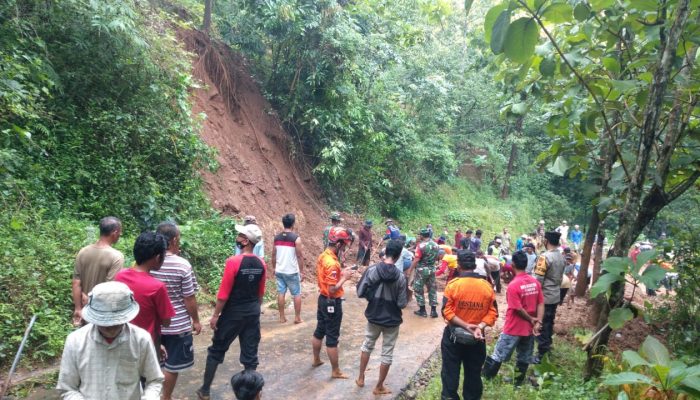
[514,361,529,386]
[198,359,219,399]
[481,356,501,379]
[414,306,427,317]
[430,306,438,318]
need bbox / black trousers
[536,303,558,357]
[490,270,501,293]
[440,327,486,400]
[206,313,261,370]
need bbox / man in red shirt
[482,250,544,386]
[312,226,355,379]
[197,224,266,400]
[115,231,175,348]
[357,220,373,266]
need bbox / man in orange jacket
[440,250,498,400]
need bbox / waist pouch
[449,326,478,345]
[419,267,435,278]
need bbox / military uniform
[413,239,439,307]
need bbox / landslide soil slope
[182,30,330,264]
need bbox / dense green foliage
[1,0,213,226]
[210,0,585,219]
[0,0,232,366]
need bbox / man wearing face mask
[311,226,355,379]
[197,224,267,400]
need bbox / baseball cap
[419,228,430,237]
[236,224,263,244]
[364,219,373,227]
[81,282,140,327]
[495,238,502,244]
[330,212,342,221]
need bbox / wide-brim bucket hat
[82,281,140,326]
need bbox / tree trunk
[588,232,606,326]
[500,142,517,199]
[500,113,523,199]
[574,206,599,297]
[584,0,692,378]
[203,0,213,34]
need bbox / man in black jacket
[355,239,408,395]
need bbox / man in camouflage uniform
[323,212,343,248]
[406,228,439,318]
[533,231,566,363]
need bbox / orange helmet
[328,227,352,245]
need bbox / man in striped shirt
[152,222,201,400]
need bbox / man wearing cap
[487,238,505,294]
[516,234,526,251]
[312,226,355,379]
[383,219,401,242]
[57,281,164,399]
[151,222,201,400]
[115,232,176,347]
[271,213,304,324]
[236,215,265,258]
[323,212,343,247]
[570,225,583,253]
[72,216,124,326]
[406,228,439,318]
[198,224,267,399]
[533,231,566,363]
[357,220,373,267]
[440,250,498,400]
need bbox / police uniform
[533,232,566,359]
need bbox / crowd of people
[58,214,585,400]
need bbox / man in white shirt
[57,281,163,400]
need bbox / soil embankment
[181,30,330,266]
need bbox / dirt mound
[180,29,330,268]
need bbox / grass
[413,336,603,400]
[391,178,544,244]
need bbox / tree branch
[667,170,700,202]
[517,0,631,181]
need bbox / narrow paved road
[27,283,446,400]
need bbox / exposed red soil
[180,29,333,270]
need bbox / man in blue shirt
[569,225,583,253]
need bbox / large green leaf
[590,272,624,298]
[603,257,631,274]
[590,0,615,12]
[573,2,591,21]
[608,307,633,329]
[540,58,556,76]
[623,350,650,368]
[490,10,511,54]
[603,372,654,386]
[541,3,573,23]
[602,57,621,75]
[484,4,508,42]
[640,265,667,290]
[640,336,670,366]
[635,249,657,269]
[680,375,700,398]
[464,0,474,17]
[504,18,539,63]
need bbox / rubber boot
[197,359,219,399]
[481,356,501,379]
[414,306,427,317]
[514,361,529,386]
[430,306,438,318]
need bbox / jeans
[536,303,558,357]
[440,326,486,400]
[491,333,534,364]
